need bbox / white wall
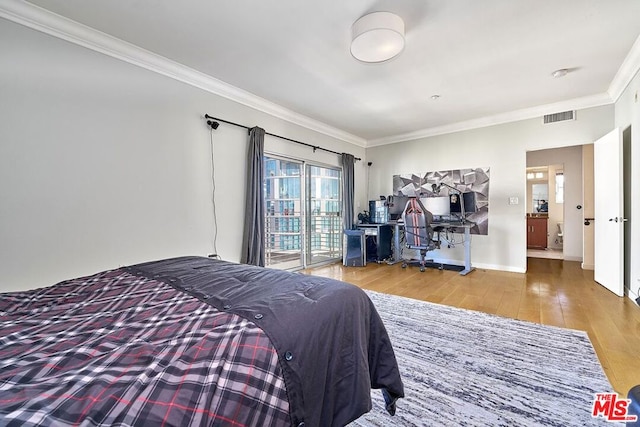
[614,68,640,302]
[2,16,632,290]
[366,106,614,272]
[0,19,365,291]
[582,144,595,270]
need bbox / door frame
[263,153,343,270]
[524,164,565,258]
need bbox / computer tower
[376,225,393,261]
[343,229,366,267]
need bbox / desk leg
[459,226,475,275]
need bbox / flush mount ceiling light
[551,68,569,78]
[351,12,405,63]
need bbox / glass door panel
[264,156,304,269]
[306,165,342,265]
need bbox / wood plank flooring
[304,258,640,395]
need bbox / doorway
[263,155,343,269]
[525,165,564,260]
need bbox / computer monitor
[462,191,477,214]
[449,193,462,214]
[422,196,450,217]
[387,195,409,220]
[369,200,388,224]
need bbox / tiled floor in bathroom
[526,248,564,259]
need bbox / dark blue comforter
[127,256,404,427]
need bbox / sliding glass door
[307,165,342,264]
[263,155,342,269]
[264,156,304,269]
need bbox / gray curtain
[241,127,265,266]
[341,153,355,230]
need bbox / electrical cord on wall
[366,162,372,201]
[208,129,221,260]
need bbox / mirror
[532,183,548,213]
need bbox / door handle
[608,217,629,223]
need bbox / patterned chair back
[402,198,434,249]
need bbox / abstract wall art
[392,167,490,235]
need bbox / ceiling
[10,0,640,145]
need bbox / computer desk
[356,223,393,262]
[387,220,476,276]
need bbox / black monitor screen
[449,193,462,214]
[387,195,409,219]
[463,192,477,213]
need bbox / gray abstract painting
[393,168,490,235]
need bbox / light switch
[509,197,519,205]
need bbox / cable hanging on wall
[204,114,361,161]
[206,119,221,260]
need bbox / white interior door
[594,128,624,296]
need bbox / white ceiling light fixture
[351,12,405,63]
[551,68,569,78]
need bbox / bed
[0,256,404,426]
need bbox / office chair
[401,198,441,272]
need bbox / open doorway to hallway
[525,164,564,260]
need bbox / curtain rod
[204,114,361,161]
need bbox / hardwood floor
[304,258,640,395]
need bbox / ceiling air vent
[543,110,576,124]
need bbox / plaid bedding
[126,257,404,426]
[0,269,290,426]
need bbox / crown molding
[608,34,640,102]
[0,0,367,148]
[2,0,634,150]
[367,93,614,147]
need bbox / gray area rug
[351,290,619,426]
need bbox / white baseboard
[430,257,526,274]
[563,256,583,262]
[581,263,594,270]
[473,262,526,273]
[629,288,639,306]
